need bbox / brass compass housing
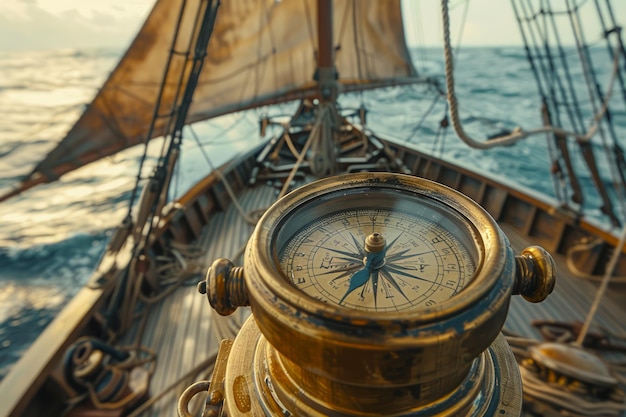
[198,172,555,416]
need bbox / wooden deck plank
[502,223,626,342]
[126,184,274,416]
[502,224,626,416]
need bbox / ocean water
[0,45,624,380]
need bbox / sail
[1,0,416,200]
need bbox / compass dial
[274,188,480,312]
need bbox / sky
[0,0,153,51]
[0,0,624,51]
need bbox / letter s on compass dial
[274,187,481,313]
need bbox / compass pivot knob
[364,232,385,253]
[199,258,248,316]
[513,246,556,303]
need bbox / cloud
[0,2,149,51]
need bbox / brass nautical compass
[191,172,555,416]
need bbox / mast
[307,0,340,176]
[316,0,338,102]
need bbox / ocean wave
[0,232,108,272]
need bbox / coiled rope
[505,330,626,416]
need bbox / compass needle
[339,268,371,304]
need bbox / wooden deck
[121,183,276,416]
[503,222,626,344]
[122,183,626,416]
[503,223,626,417]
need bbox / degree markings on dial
[369,209,379,234]
[348,232,366,259]
[371,269,379,307]
[281,207,474,312]
[322,265,363,284]
[335,210,395,251]
[386,248,433,262]
[379,268,411,303]
[314,248,362,284]
[383,264,440,285]
[313,219,365,258]
[290,271,314,290]
[320,245,361,261]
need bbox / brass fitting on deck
[198,258,248,316]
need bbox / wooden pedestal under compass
[188,172,556,416]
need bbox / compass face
[274,187,480,312]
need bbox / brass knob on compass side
[198,258,249,316]
[513,246,556,303]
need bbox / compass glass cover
[274,186,481,312]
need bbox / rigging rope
[188,125,261,226]
[441,0,622,149]
[565,0,626,223]
[126,1,191,219]
[432,104,450,158]
[93,0,221,376]
[404,93,442,144]
[510,0,626,228]
[454,0,471,55]
[576,222,626,345]
[565,240,626,285]
[277,105,328,199]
